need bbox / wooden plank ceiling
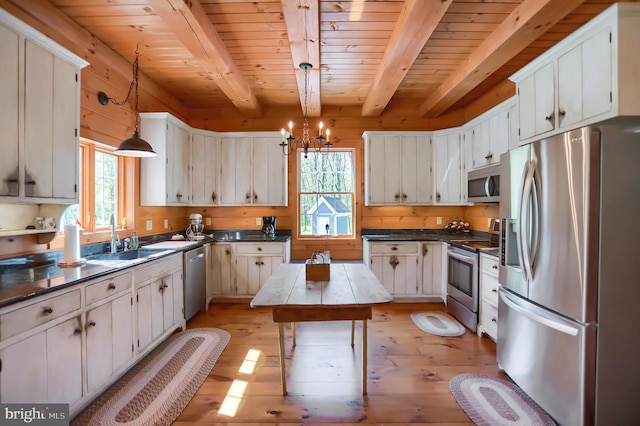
[47,0,625,118]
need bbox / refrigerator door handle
[518,159,536,282]
[500,289,579,336]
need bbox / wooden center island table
[250,262,392,395]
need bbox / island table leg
[278,322,287,395]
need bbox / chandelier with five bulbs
[280,63,332,158]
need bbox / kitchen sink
[89,248,171,262]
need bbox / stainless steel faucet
[110,213,120,253]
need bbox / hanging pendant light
[280,63,333,159]
[97,47,156,157]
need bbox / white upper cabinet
[363,132,432,206]
[468,98,514,170]
[139,112,192,206]
[219,132,287,206]
[191,129,219,206]
[511,3,640,144]
[0,10,87,204]
[433,129,466,204]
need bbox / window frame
[297,148,356,240]
[74,138,128,233]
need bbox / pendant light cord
[103,45,141,132]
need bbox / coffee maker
[262,216,276,239]
[186,213,205,241]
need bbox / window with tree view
[299,149,355,238]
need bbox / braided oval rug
[72,328,230,426]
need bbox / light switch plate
[436,216,442,225]
[146,220,153,231]
[256,217,262,226]
[205,217,211,226]
[164,219,169,229]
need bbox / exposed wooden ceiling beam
[419,0,587,117]
[362,0,453,117]
[281,0,321,117]
[147,0,263,118]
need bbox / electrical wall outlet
[146,220,153,231]
[164,219,169,229]
[205,217,211,226]
[436,216,442,225]
[256,217,262,226]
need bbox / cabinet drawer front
[135,253,182,283]
[235,243,284,255]
[1,289,81,340]
[480,255,499,276]
[481,272,500,304]
[370,243,418,254]
[85,271,133,305]
[480,300,498,338]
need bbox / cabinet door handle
[492,265,498,270]
[176,192,182,200]
[484,153,493,160]
[245,193,251,202]
[402,193,407,200]
[225,249,230,255]
[26,180,36,185]
[6,178,18,183]
[394,193,400,200]
[436,192,441,202]
[108,283,116,290]
[260,261,264,265]
[87,321,96,328]
[491,317,497,323]
[42,307,53,315]
[74,328,82,335]
[211,192,216,202]
[558,109,566,117]
[257,247,262,251]
[391,246,397,251]
[255,261,260,265]
[253,192,258,201]
[422,245,429,257]
[492,288,498,293]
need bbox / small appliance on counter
[262,216,276,239]
[186,213,205,241]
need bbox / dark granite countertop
[0,230,292,308]
[361,228,492,243]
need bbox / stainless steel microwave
[468,164,500,203]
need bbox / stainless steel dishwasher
[184,245,207,320]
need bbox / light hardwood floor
[176,302,506,425]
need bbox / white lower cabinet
[209,241,291,299]
[0,254,185,417]
[209,243,234,298]
[478,253,500,340]
[364,241,446,301]
[135,253,184,354]
[1,315,83,404]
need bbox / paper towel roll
[64,224,81,262]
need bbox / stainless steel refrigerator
[498,125,640,425]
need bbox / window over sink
[60,138,132,232]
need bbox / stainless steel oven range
[446,221,500,331]
[446,245,479,331]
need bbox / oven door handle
[447,250,475,264]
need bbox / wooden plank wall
[0,1,511,260]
